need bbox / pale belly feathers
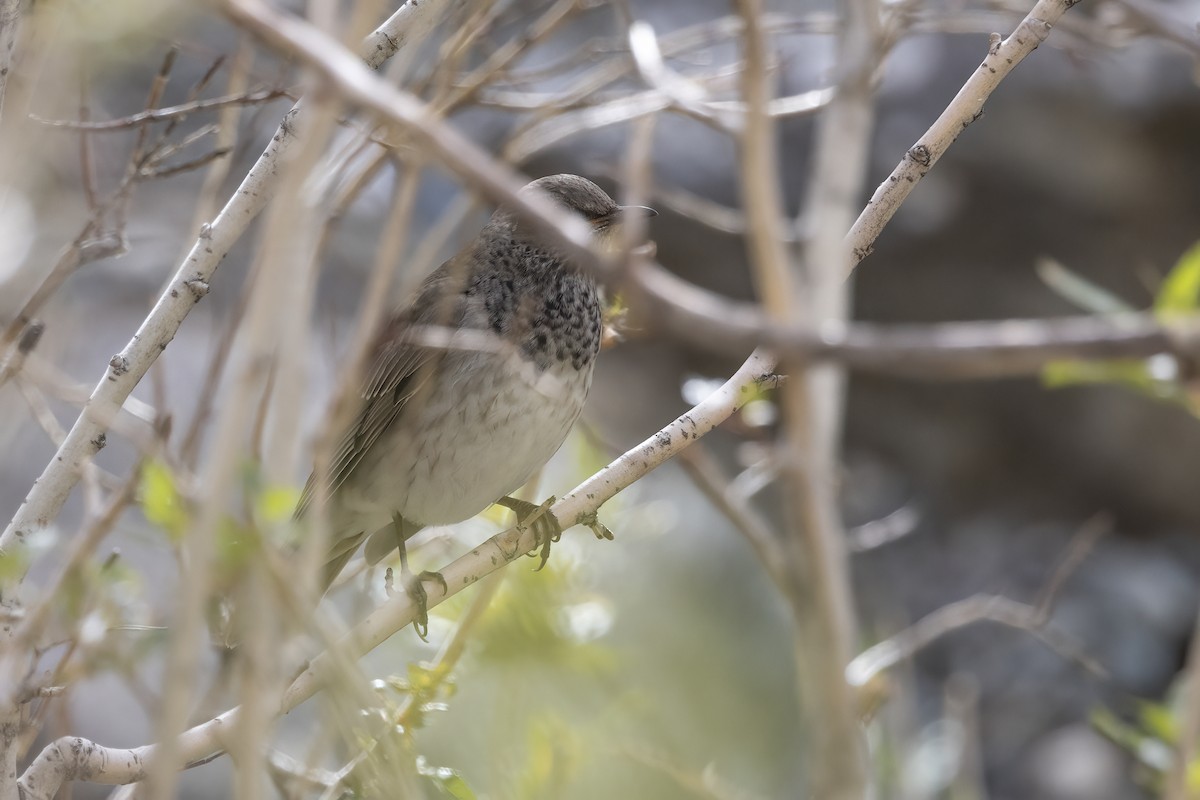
[334,346,592,536]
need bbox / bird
[296,174,655,637]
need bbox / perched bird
[297,174,654,635]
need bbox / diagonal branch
[845,0,1084,269]
[28,88,290,130]
[0,0,20,125]
[0,0,457,580]
[17,349,778,797]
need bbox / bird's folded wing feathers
[296,261,473,520]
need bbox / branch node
[183,277,210,300]
[906,144,932,167]
[17,321,44,355]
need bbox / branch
[844,0,1083,268]
[214,0,1161,385]
[631,257,1186,375]
[16,738,150,800]
[845,593,1109,691]
[0,0,20,125]
[29,88,289,130]
[847,515,1111,691]
[221,0,598,262]
[742,0,879,792]
[0,0,454,583]
[1113,0,1200,57]
[17,349,778,797]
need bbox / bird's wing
[296,257,474,520]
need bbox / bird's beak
[617,205,658,218]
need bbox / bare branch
[845,0,1084,268]
[676,444,789,590]
[0,0,456,583]
[29,88,290,130]
[0,0,21,125]
[846,517,1111,689]
[1112,0,1200,57]
[18,348,778,797]
[845,593,1109,690]
[630,257,1185,376]
[733,0,878,793]
[845,505,919,553]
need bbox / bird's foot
[496,495,562,571]
[576,509,615,542]
[384,567,447,643]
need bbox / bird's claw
[497,495,563,571]
[576,510,615,541]
[385,566,447,642]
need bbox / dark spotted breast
[469,237,602,372]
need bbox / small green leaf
[255,485,301,524]
[215,519,257,570]
[417,758,478,800]
[1155,241,1200,316]
[0,548,30,583]
[1187,757,1200,793]
[1091,706,1141,750]
[511,714,580,799]
[1041,358,1186,405]
[1043,359,1150,389]
[407,662,438,694]
[1139,700,1179,744]
[1037,258,1135,314]
[140,460,187,539]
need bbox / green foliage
[215,518,259,573]
[1091,702,1180,793]
[1040,243,1200,411]
[1154,242,1200,317]
[0,547,29,584]
[1041,358,1185,402]
[472,559,615,675]
[255,485,302,525]
[139,458,305,562]
[507,714,582,800]
[417,757,479,800]
[139,460,188,540]
[375,660,458,733]
[1036,258,1135,314]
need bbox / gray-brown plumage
[297,175,652,607]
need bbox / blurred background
[1,0,1199,798]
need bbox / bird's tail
[316,530,367,596]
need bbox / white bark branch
[17,349,778,797]
[0,0,20,125]
[0,0,453,582]
[844,0,1083,269]
[17,738,149,800]
[2,3,454,797]
[780,0,879,789]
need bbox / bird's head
[493,174,656,251]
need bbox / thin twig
[30,88,290,130]
[676,444,789,590]
[0,0,21,125]
[0,0,454,580]
[846,517,1111,688]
